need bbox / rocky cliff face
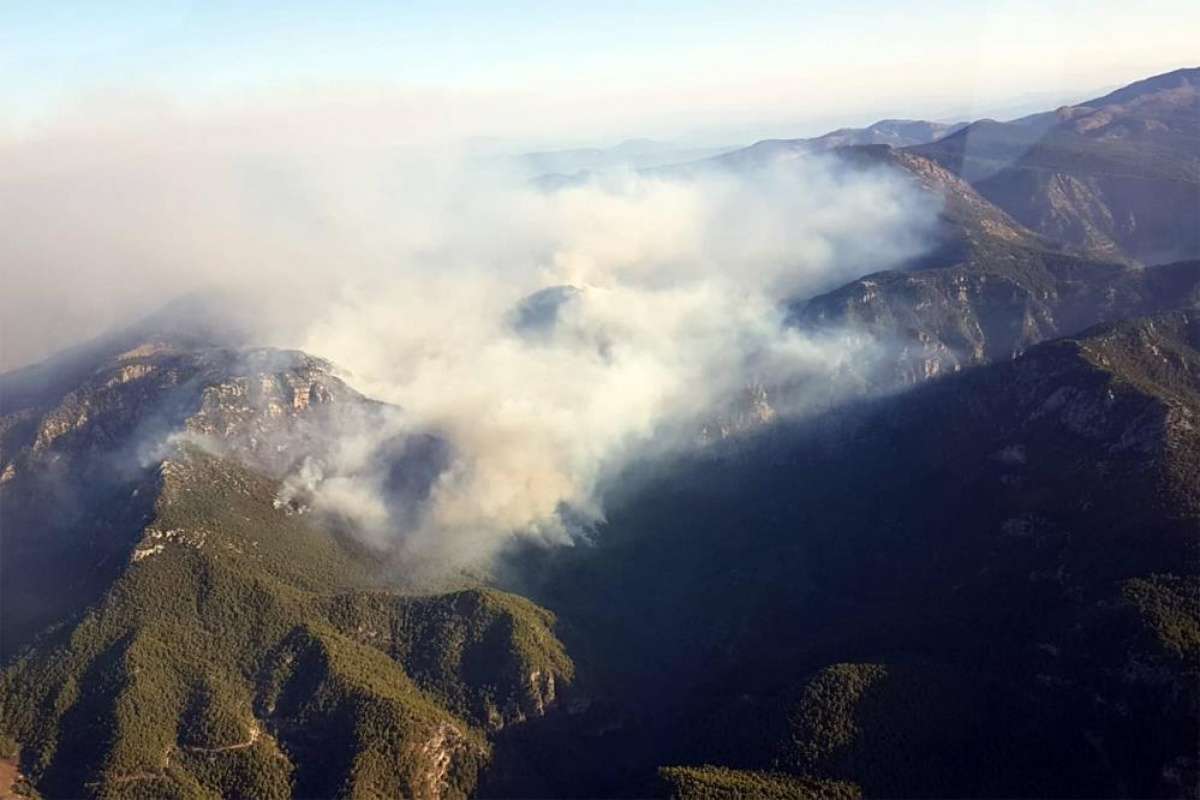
[791,257,1200,389]
[1,344,369,478]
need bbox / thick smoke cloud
[0,104,940,573]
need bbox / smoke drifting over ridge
[0,106,941,572]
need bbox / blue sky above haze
[3,1,1197,144]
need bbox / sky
[3,1,1197,146]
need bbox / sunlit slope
[0,425,572,799]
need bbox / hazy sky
[3,1,1196,145]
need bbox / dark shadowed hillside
[514,311,1199,798]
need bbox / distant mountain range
[1,68,1197,800]
[706,119,968,169]
[516,139,735,177]
[525,120,967,186]
[542,67,1200,268]
[911,68,1200,264]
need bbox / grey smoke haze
[0,104,941,571]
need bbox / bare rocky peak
[0,336,372,485]
[807,119,968,150]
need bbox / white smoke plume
[0,101,941,573]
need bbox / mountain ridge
[2,67,1199,800]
